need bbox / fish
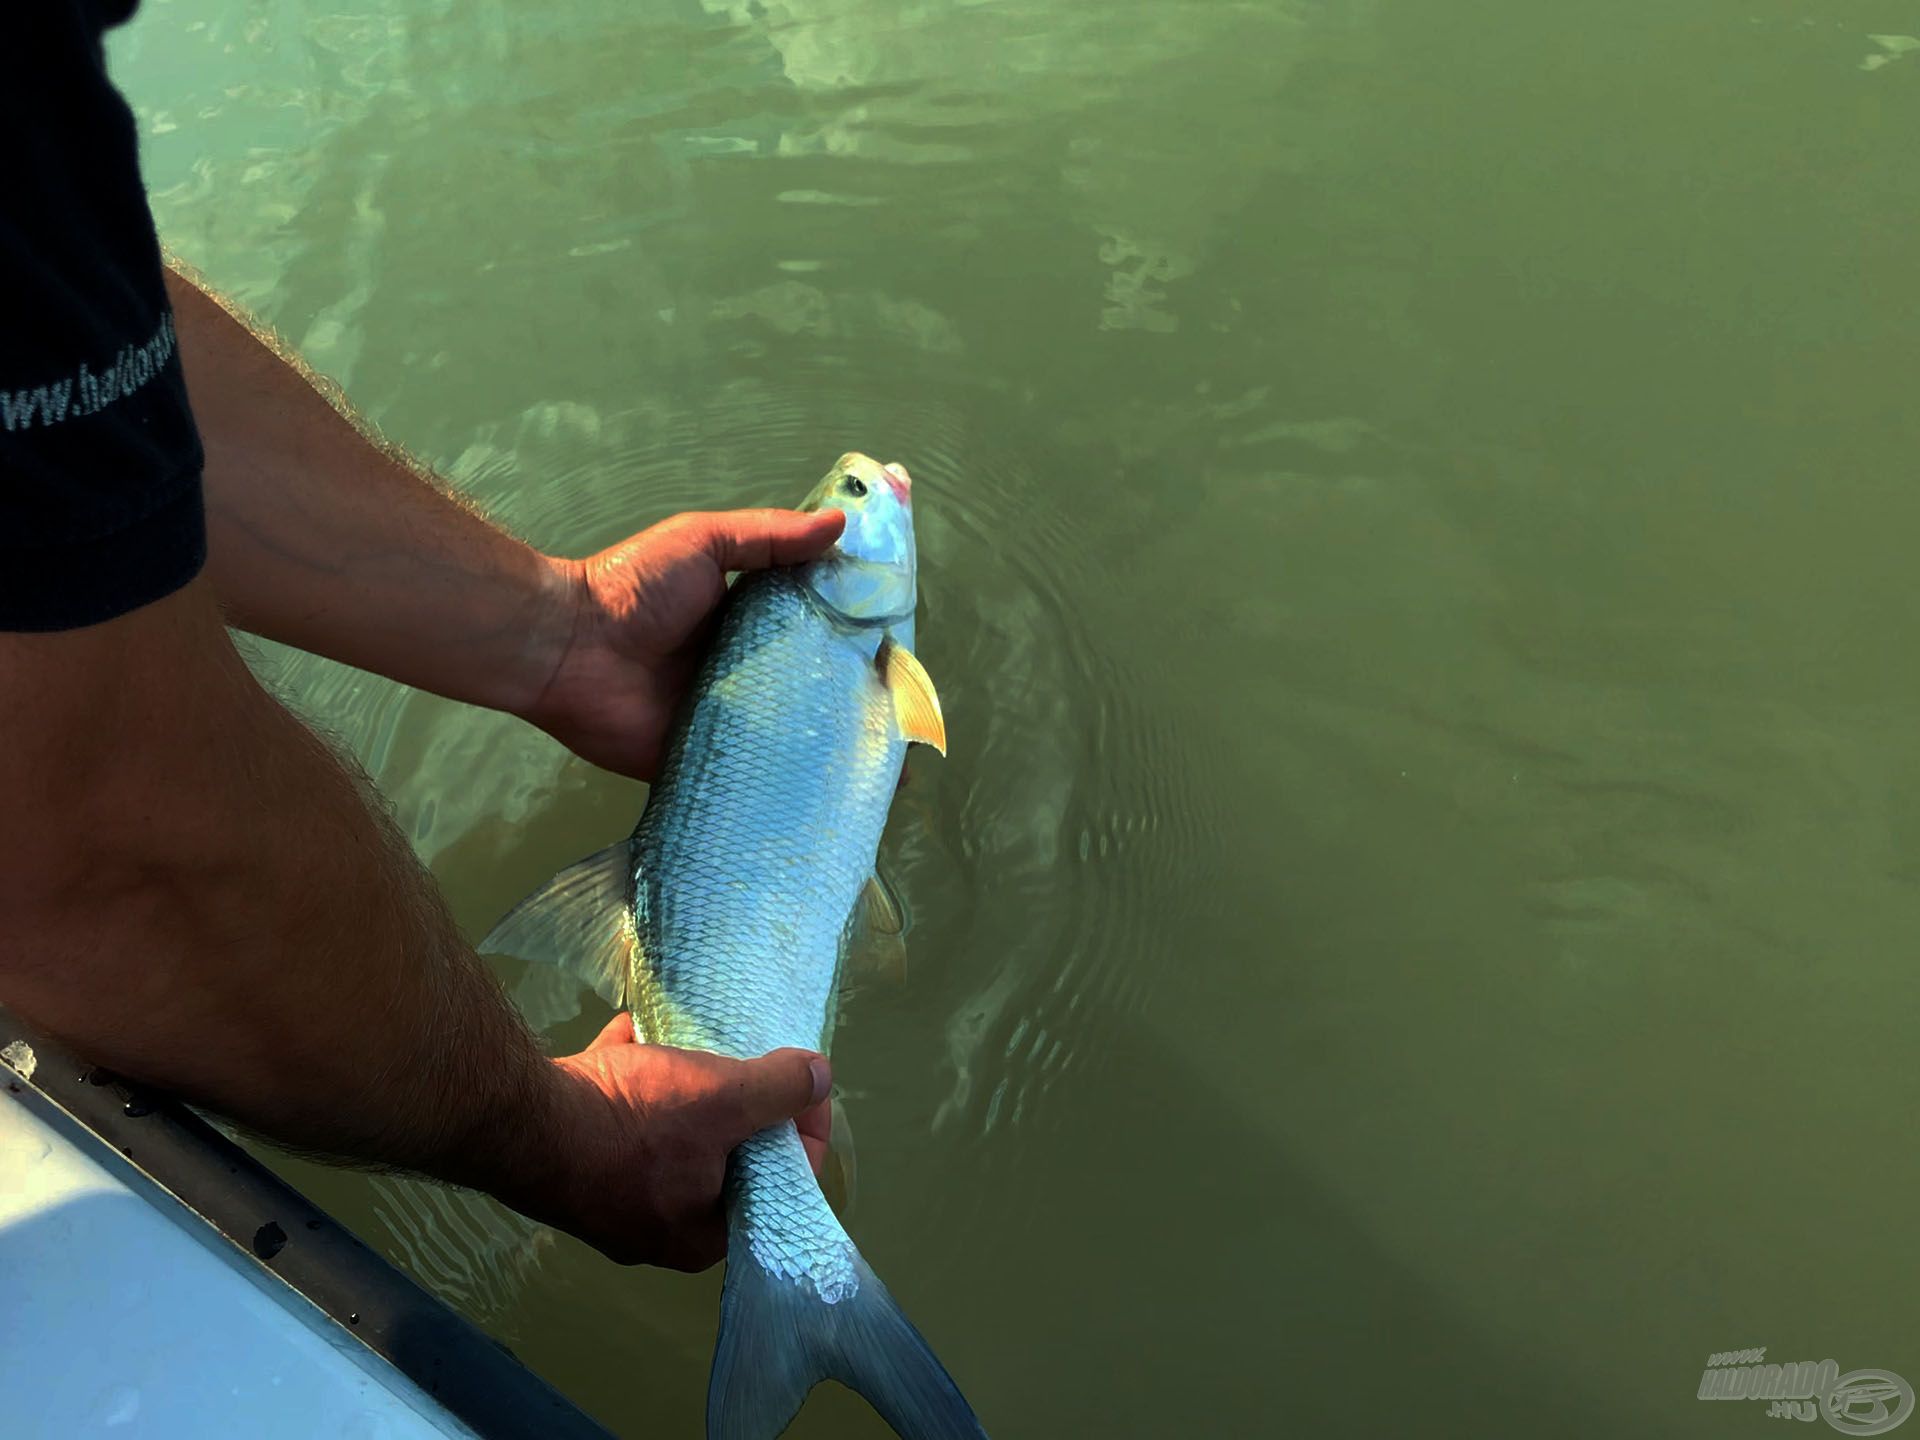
[481,453,987,1440]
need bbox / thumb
[712,1047,832,1142]
[697,508,845,573]
[584,1011,640,1050]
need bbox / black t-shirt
[0,0,206,632]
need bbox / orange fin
[880,639,946,755]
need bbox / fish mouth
[881,462,913,505]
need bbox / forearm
[163,265,578,717]
[0,578,559,1190]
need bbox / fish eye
[844,476,867,497]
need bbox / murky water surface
[114,3,1920,1435]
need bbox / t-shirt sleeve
[0,6,205,632]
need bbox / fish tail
[707,1248,986,1440]
[707,1131,986,1440]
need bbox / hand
[508,1013,833,1270]
[524,508,845,780]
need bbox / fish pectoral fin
[847,871,908,984]
[880,638,946,755]
[478,840,636,1015]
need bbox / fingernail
[807,1055,831,1106]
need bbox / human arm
[0,577,828,1269]
[163,267,844,781]
[3,18,833,1273]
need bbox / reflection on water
[117,0,1920,1435]
[367,1173,557,1325]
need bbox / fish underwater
[482,453,988,1440]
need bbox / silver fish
[483,453,986,1440]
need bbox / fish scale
[630,569,898,1303]
[632,569,901,1062]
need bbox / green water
[113,2,1920,1435]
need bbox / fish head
[799,452,918,632]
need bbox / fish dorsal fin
[880,638,946,755]
[478,840,636,1012]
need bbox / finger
[795,1098,831,1148]
[796,1100,830,1178]
[710,1047,831,1143]
[586,1012,639,1050]
[695,508,845,573]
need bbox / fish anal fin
[819,1095,859,1220]
[880,639,946,755]
[478,840,637,1013]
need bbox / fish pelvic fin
[846,870,908,985]
[708,1247,987,1440]
[477,839,636,1013]
[880,638,946,755]
[859,869,906,937]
